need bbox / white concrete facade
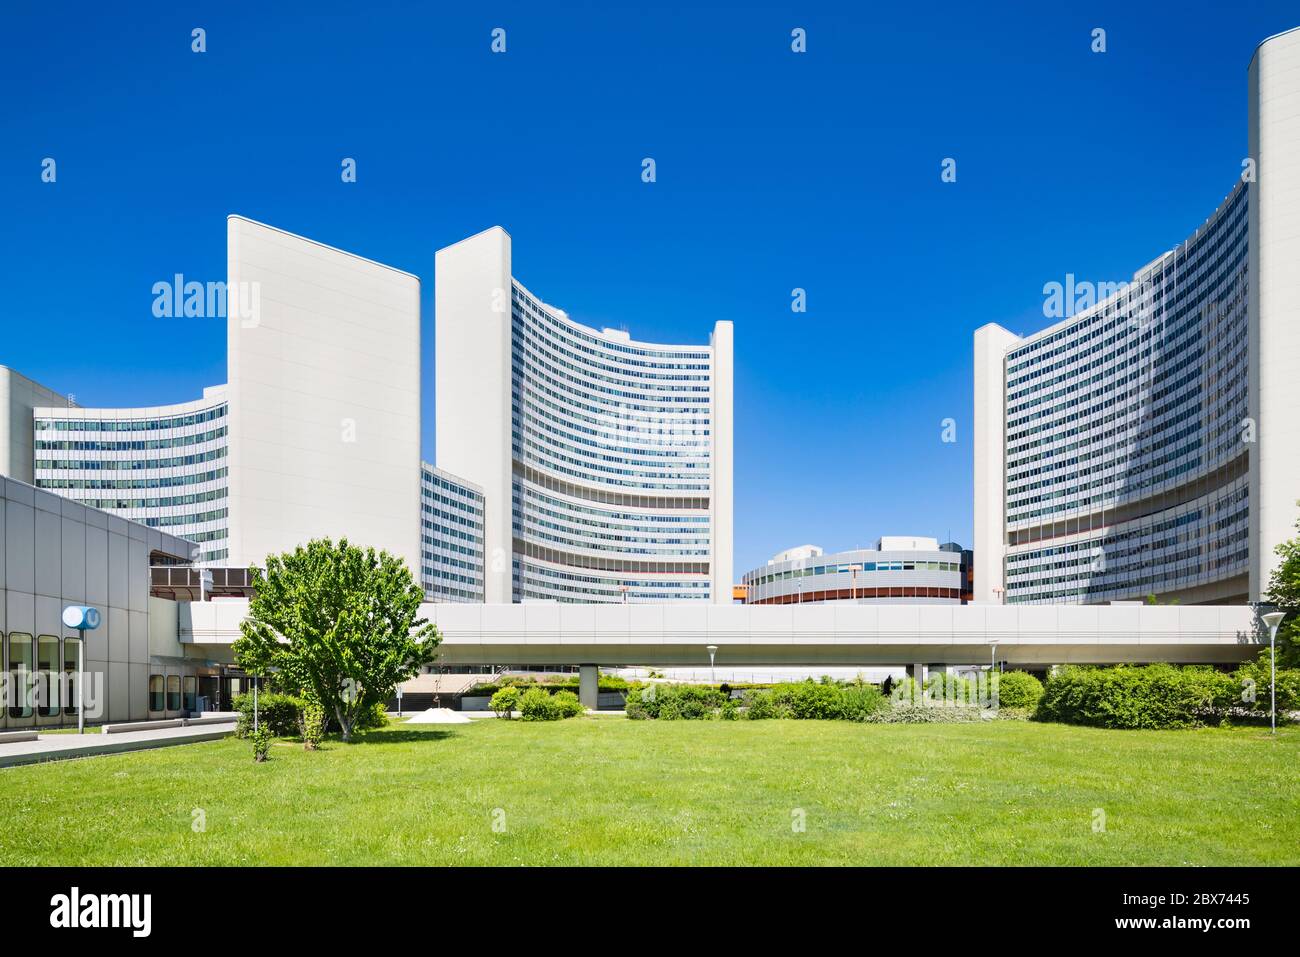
[434,227,514,602]
[1248,26,1300,600]
[708,319,735,603]
[0,367,66,486]
[972,324,1020,603]
[226,216,422,572]
[182,597,1264,668]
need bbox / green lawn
[2,718,1297,866]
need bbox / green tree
[233,538,439,741]
[1265,510,1300,668]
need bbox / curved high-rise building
[974,27,1300,606]
[436,227,733,603]
[32,386,230,562]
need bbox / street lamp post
[77,638,84,734]
[61,605,100,735]
[242,616,287,733]
[706,645,718,684]
[1262,611,1286,736]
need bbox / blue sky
[2,1,1295,579]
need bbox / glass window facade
[1000,182,1250,604]
[420,465,486,602]
[510,283,717,602]
[33,393,230,562]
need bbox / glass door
[7,633,34,722]
[36,635,59,719]
[63,637,81,718]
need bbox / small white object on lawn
[404,708,471,725]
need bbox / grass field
[2,718,1297,866]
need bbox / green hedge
[469,674,630,696]
[1035,664,1237,729]
[625,683,726,720]
[745,680,888,721]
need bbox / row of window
[34,405,227,433]
[35,446,227,471]
[746,560,962,587]
[147,674,196,713]
[35,467,228,491]
[512,285,711,364]
[514,558,711,602]
[750,586,964,604]
[1006,185,1246,377]
[1004,483,1250,603]
[3,633,80,718]
[54,486,228,512]
[2,633,202,718]
[519,310,712,390]
[33,425,227,452]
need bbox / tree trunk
[332,702,352,743]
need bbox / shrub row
[626,683,727,720]
[745,681,888,721]
[1036,662,1297,729]
[469,674,629,696]
[883,671,1044,708]
[624,680,889,721]
[488,682,607,718]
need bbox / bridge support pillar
[906,662,926,682]
[579,664,599,711]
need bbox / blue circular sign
[61,606,102,630]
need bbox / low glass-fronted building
[742,538,967,605]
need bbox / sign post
[61,605,101,734]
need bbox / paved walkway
[0,720,236,768]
